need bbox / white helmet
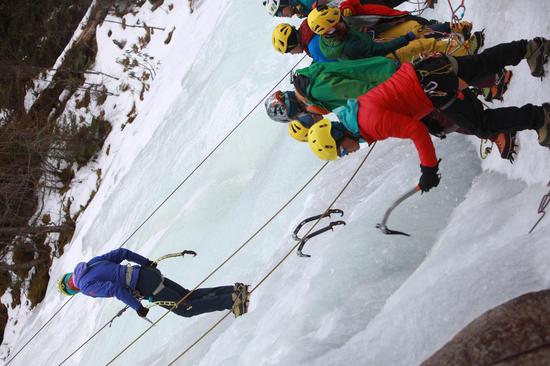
[263,0,280,16]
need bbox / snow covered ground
[2,0,550,365]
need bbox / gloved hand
[137,305,149,318]
[145,260,157,268]
[341,7,353,17]
[405,31,416,42]
[418,164,440,192]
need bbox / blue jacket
[308,35,335,63]
[73,248,151,310]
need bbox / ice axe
[292,209,346,258]
[376,186,421,236]
[152,250,197,265]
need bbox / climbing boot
[525,37,550,78]
[537,103,550,147]
[491,132,517,162]
[483,69,513,102]
[231,283,250,318]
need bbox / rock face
[421,289,550,366]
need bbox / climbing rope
[56,306,129,365]
[5,298,74,365]
[65,161,328,366]
[167,144,378,365]
[7,55,308,366]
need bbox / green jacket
[319,25,409,61]
[294,56,398,111]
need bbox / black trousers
[416,40,545,138]
[136,267,234,317]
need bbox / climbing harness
[140,250,198,299]
[376,186,421,236]
[292,209,346,257]
[528,180,550,234]
[148,300,179,309]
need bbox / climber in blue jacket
[56,248,249,318]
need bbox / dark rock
[421,289,550,366]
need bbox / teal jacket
[319,25,409,61]
[293,56,398,111]
[296,0,316,7]
[334,99,361,138]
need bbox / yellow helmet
[272,23,297,54]
[56,273,79,296]
[307,119,338,160]
[307,7,341,35]
[288,120,309,142]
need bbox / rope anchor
[292,209,346,258]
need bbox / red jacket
[299,19,316,57]
[339,0,409,17]
[357,63,438,167]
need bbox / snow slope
[2,0,550,365]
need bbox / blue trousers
[136,267,234,317]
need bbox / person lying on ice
[271,16,478,64]
[307,6,481,64]
[305,37,550,192]
[56,248,250,319]
[264,56,514,158]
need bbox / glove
[341,7,353,17]
[145,260,157,268]
[418,164,440,192]
[405,31,416,42]
[137,305,149,318]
